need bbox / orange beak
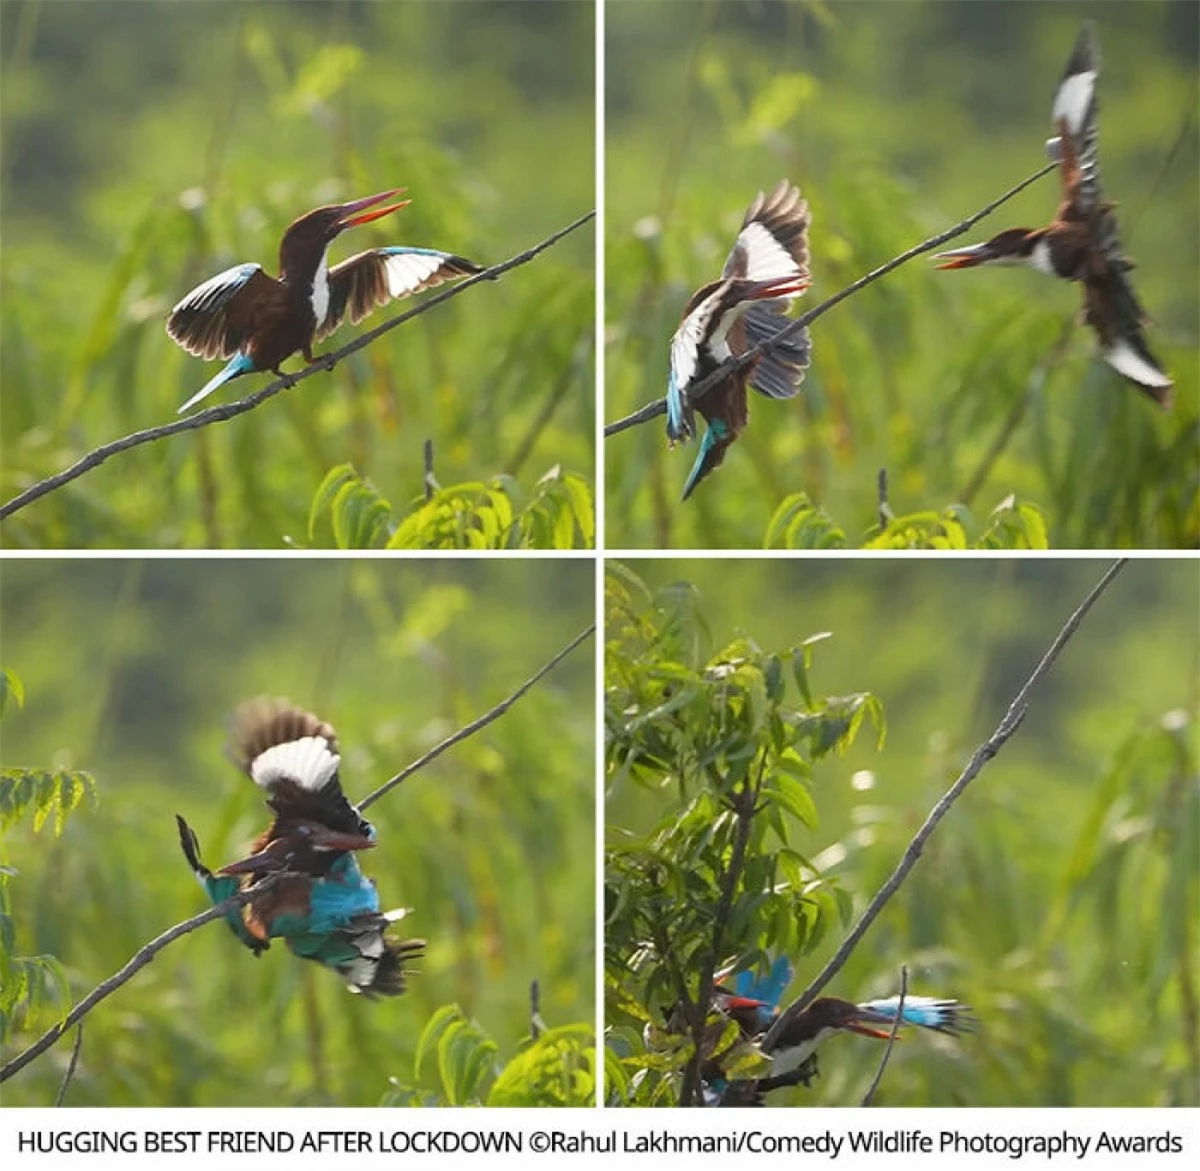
[337,188,410,229]
[930,244,991,270]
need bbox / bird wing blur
[176,698,423,996]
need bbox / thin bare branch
[762,559,1127,1052]
[861,967,906,1107]
[357,623,595,812]
[422,438,437,502]
[52,1024,84,1107]
[0,872,287,1086]
[603,163,1056,439]
[0,210,595,524]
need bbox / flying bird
[665,181,813,500]
[167,189,482,412]
[932,22,1172,403]
[176,698,423,996]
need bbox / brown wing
[317,248,483,341]
[723,181,811,283]
[166,265,285,360]
[227,698,370,837]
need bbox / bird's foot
[273,368,298,389]
[316,353,338,373]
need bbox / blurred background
[607,557,1198,1106]
[605,0,1198,549]
[0,0,594,549]
[2,559,594,1105]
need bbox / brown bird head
[932,227,1040,269]
[278,188,410,277]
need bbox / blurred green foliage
[605,559,1199,1106]
[0,0,594,549]
[0,560,594,1105]
[605,0,1198,549]
[308,461,594,549]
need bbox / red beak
[337,188,410,229]
[930,244,991,270]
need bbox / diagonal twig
[52,1023,84,1107]
[0,872,288,1085]
[603,163,1056,439]
[861,967,906,1107]
[762,558,1127,1052]
[0,210,595,524]
[357,623,594,812]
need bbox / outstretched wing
[227,697,370,837]
[667,285,722,440]
[723,181,811,287]
[166,264,282,360]
[1051,23,1102,216]
[316,247,483,341]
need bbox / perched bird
[704,956,972,1104]
[167,188,483,412]
[931,22,1172,403]
[176,698,423,996]
[665,181,813,500]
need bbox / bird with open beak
[167,188,483,412]
[931,23,1172,403]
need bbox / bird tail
[176,351,255,414]
[732,955,794,1010]
[743,304,810,400]
[680,419,731,501]
[858,996,976,1036]
[290,911,424,996]
[175,814,266,955]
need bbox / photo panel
[604,556,1198,1106]
[0,0,595,551]
[604,0,1197,551]
[1,557,595,1106]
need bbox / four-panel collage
[1,0,1197,1150]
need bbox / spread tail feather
[176,351,256,413]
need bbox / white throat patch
[310,249,330,325]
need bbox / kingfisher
[931,23,1172,403]
[665,181,813,500]
[701,957,973,1104]
[176,697,424,996]
[167,188,483,413]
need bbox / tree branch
[680,747,769,1107]
[0,210,595,523]
[762,558,1127,1052]
[52,1023,84,1107]
[861,967,906,1107]
[603,164,1056,439]
[356,623,594,813]
[0,872,287,1085]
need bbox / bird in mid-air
[932,22,1172,403]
